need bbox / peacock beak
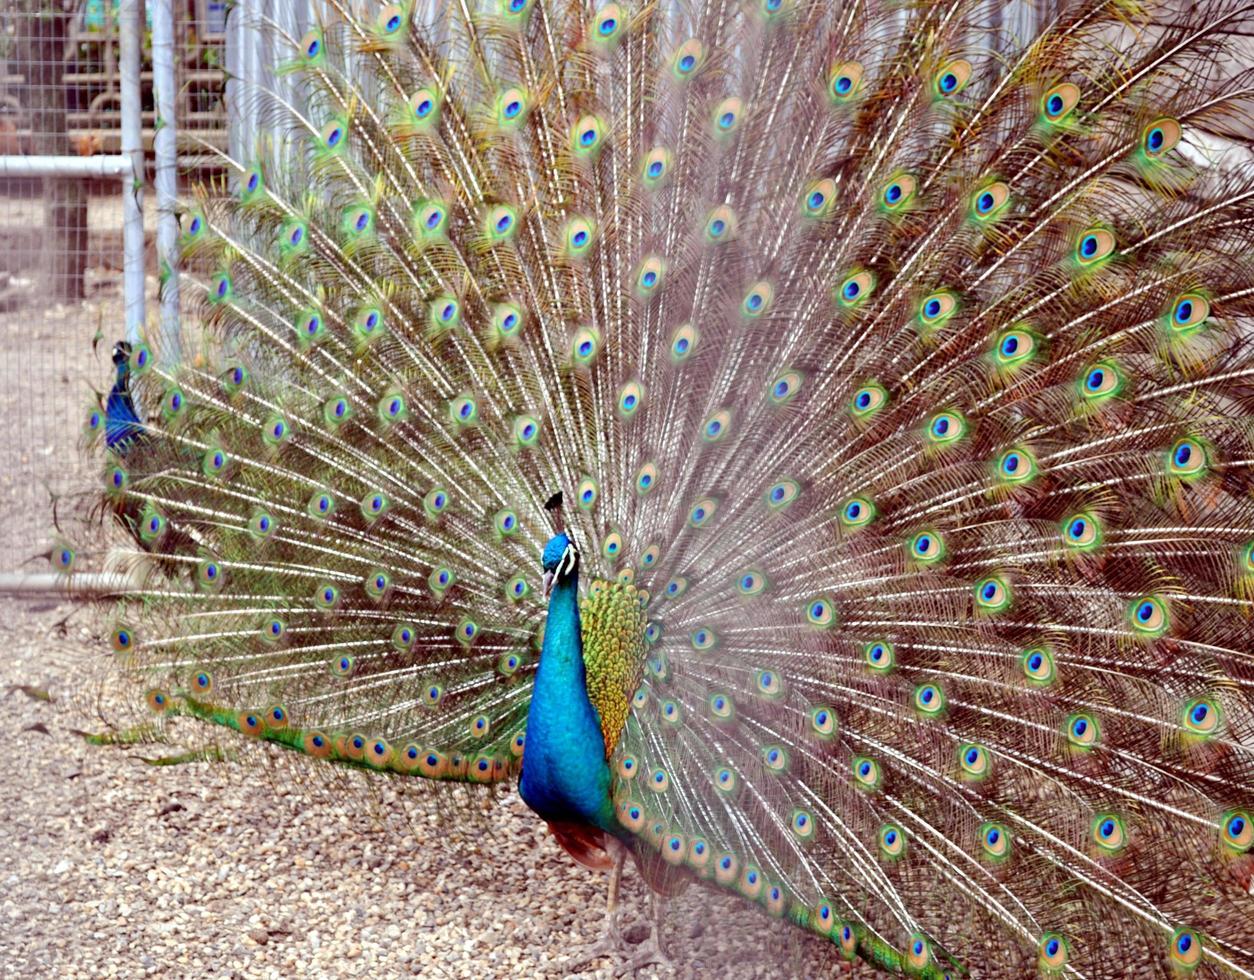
[542,570,554,598]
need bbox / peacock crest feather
[64,0,1254,974]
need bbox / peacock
[64,0,1254,975]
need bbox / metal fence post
[119,0,145,347]
[152,0,180,364]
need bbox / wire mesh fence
[0,0,228,573]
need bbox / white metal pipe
[0,154,133,178]
[0,573,134,596]
[119,0,145,348]
[151,0,181,365]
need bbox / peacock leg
[562,838,631,971]
[616,891,674,976]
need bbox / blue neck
[518,571,616,833]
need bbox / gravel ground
[0,596,865,980]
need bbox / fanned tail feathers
[65,0,1254,974]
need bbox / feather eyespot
[53,541,76,573]
[756,668,785,699]
[837,270,874,308]
[635,256,666,296]
[762,745,790,773]
[512,414,541,448]
[1166,292,1209,334]
[879,823,906,859]
[1041,82,1080,124]
[496,87,530,129]
[853,756,881,791]
[428,566,454,594]
[640,147,673,189]
[320,118,348,152]
[1078,359,1124,401]
[803,178,837,218]
[741,281,774,319]
[1075,228,1116,266]
[712,97,743,136]
[1091,813,1128,854]
[708,693,735,722]
[429,295,461,331]
[907,935,932,972]
[909,529,946,564]
[765,478,800,511]
[571,114,606,157]
[1038,934,1069,973]
[840,496,875,529]
[670,39,705,81]
[1129,595,1170,637]
[971,182,1009,220]
[575,475,599,509]
[364,570,391,600]
[1066,713,1100,749]
[974,575,1011,613]
[392,624,416,651]
[713,767,739,796]
[805,597,836,628]
[979,822,1011,862]
[409,87,440,127]
[634,463,658,495]
[1021,646,1056,686]
[925,411,966,445]
[1167,437,1209,480]
[504,575,529,602]
[485,204,518,241]
[1169,928,1203,971]
[809,706,837,738]
[995,447,1037,485]
[767,370,803,405]
[828,61,863,102]
[601,530,624,561]
[618,381,644,418]
[993,325,1038,369]
[415,199,448,239]
[850,381,887,418]
[689,497,717,527]
[590,4,624,42]
[880,174,917,212]
[263,415,291,447]
[934,59,972,97]
[704,205,736,242]
[1142,117,1181,159]
[498,651,523,677]
[917,290,958,331]
[737,570,767,596]
[836,922,857,959]
[1062,512,1101,551]
[958,743,991,780]
[914,684,946,718]
[864,640,895,673]
[670,323,698,361]
[1221,810,1253,854]
[1182,698,1222,739]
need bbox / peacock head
[112,340,133,366]
[541,533,579,597]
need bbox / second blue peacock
[68,0,1254,975]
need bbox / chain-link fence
[0,0,228,573]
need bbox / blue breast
[105,366,144,454]
[518,575,617,833]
